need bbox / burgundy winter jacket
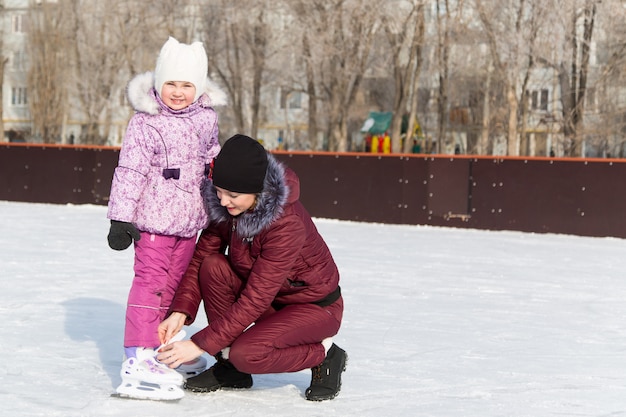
[169,154,341,356]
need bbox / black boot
[184,353,253,393]
[305,343,347,401]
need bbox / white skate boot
[115,330,187,401]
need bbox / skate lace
[311,364,322,383]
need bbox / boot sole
[185,378,253,393]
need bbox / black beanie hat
[212,134,268,193]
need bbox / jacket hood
[203,153,298,238]
[126,71,228,115]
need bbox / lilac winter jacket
[107,72,227,238]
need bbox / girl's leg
[124,232,178,348]
[228,298,343,374]
[159,235,196,315]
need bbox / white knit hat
[154,37,208,102]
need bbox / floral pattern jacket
[107,71,226,238]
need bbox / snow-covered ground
[2,200,626,417]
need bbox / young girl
[157,135,347,402]
[106,37,226,400]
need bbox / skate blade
[110,392,181,402]
[113,381,184,401]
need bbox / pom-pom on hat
[212,135,268,194]
[154,37,208,102]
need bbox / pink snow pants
[198,254,343,374]
[124,232,196,348]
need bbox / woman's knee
[199,254,228,276]
[198,254,235,288]
[198,254,244,318]
[228,339,272,374]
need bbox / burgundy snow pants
[124,232,196,348]
[198,254,343,374]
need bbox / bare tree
[0,1,8,142]
[282,1,329,150]
[435,0,451,154]
[200,0,276,139]
[200,0,244,134]
[475,0,547,156]
[323,0,379,151]
[557,0,598,156]
[287,0,379,151]
[27,0,67,143]
[382,0,426,153]
[517,3,544,156]
[302,32,318,148]
[248,7,269,139]
[113,1,172,76]
[17,0,625,158]
[476,61,493,154]
[591,2,626,156]
[65,0,130,144]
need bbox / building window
[280,89,301,109]
[12,14,26,33]
[12,50,26,71]
[11,87,28,106]
[528,89,549,111]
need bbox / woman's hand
[157,340,206,369]
[157,312,187,345]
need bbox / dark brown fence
[1,143,624,238]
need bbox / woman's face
[215,186,257,216]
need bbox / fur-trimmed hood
[203,153,299,238]
[126,71,228,115]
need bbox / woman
[157,134,347,401]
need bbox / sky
[1,200,626,417]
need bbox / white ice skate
[114,330,187,401]
[159,329,207,378]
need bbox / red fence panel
[1,144,624,238]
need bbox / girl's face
[160,81,196,110]
[215,186,257,216]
